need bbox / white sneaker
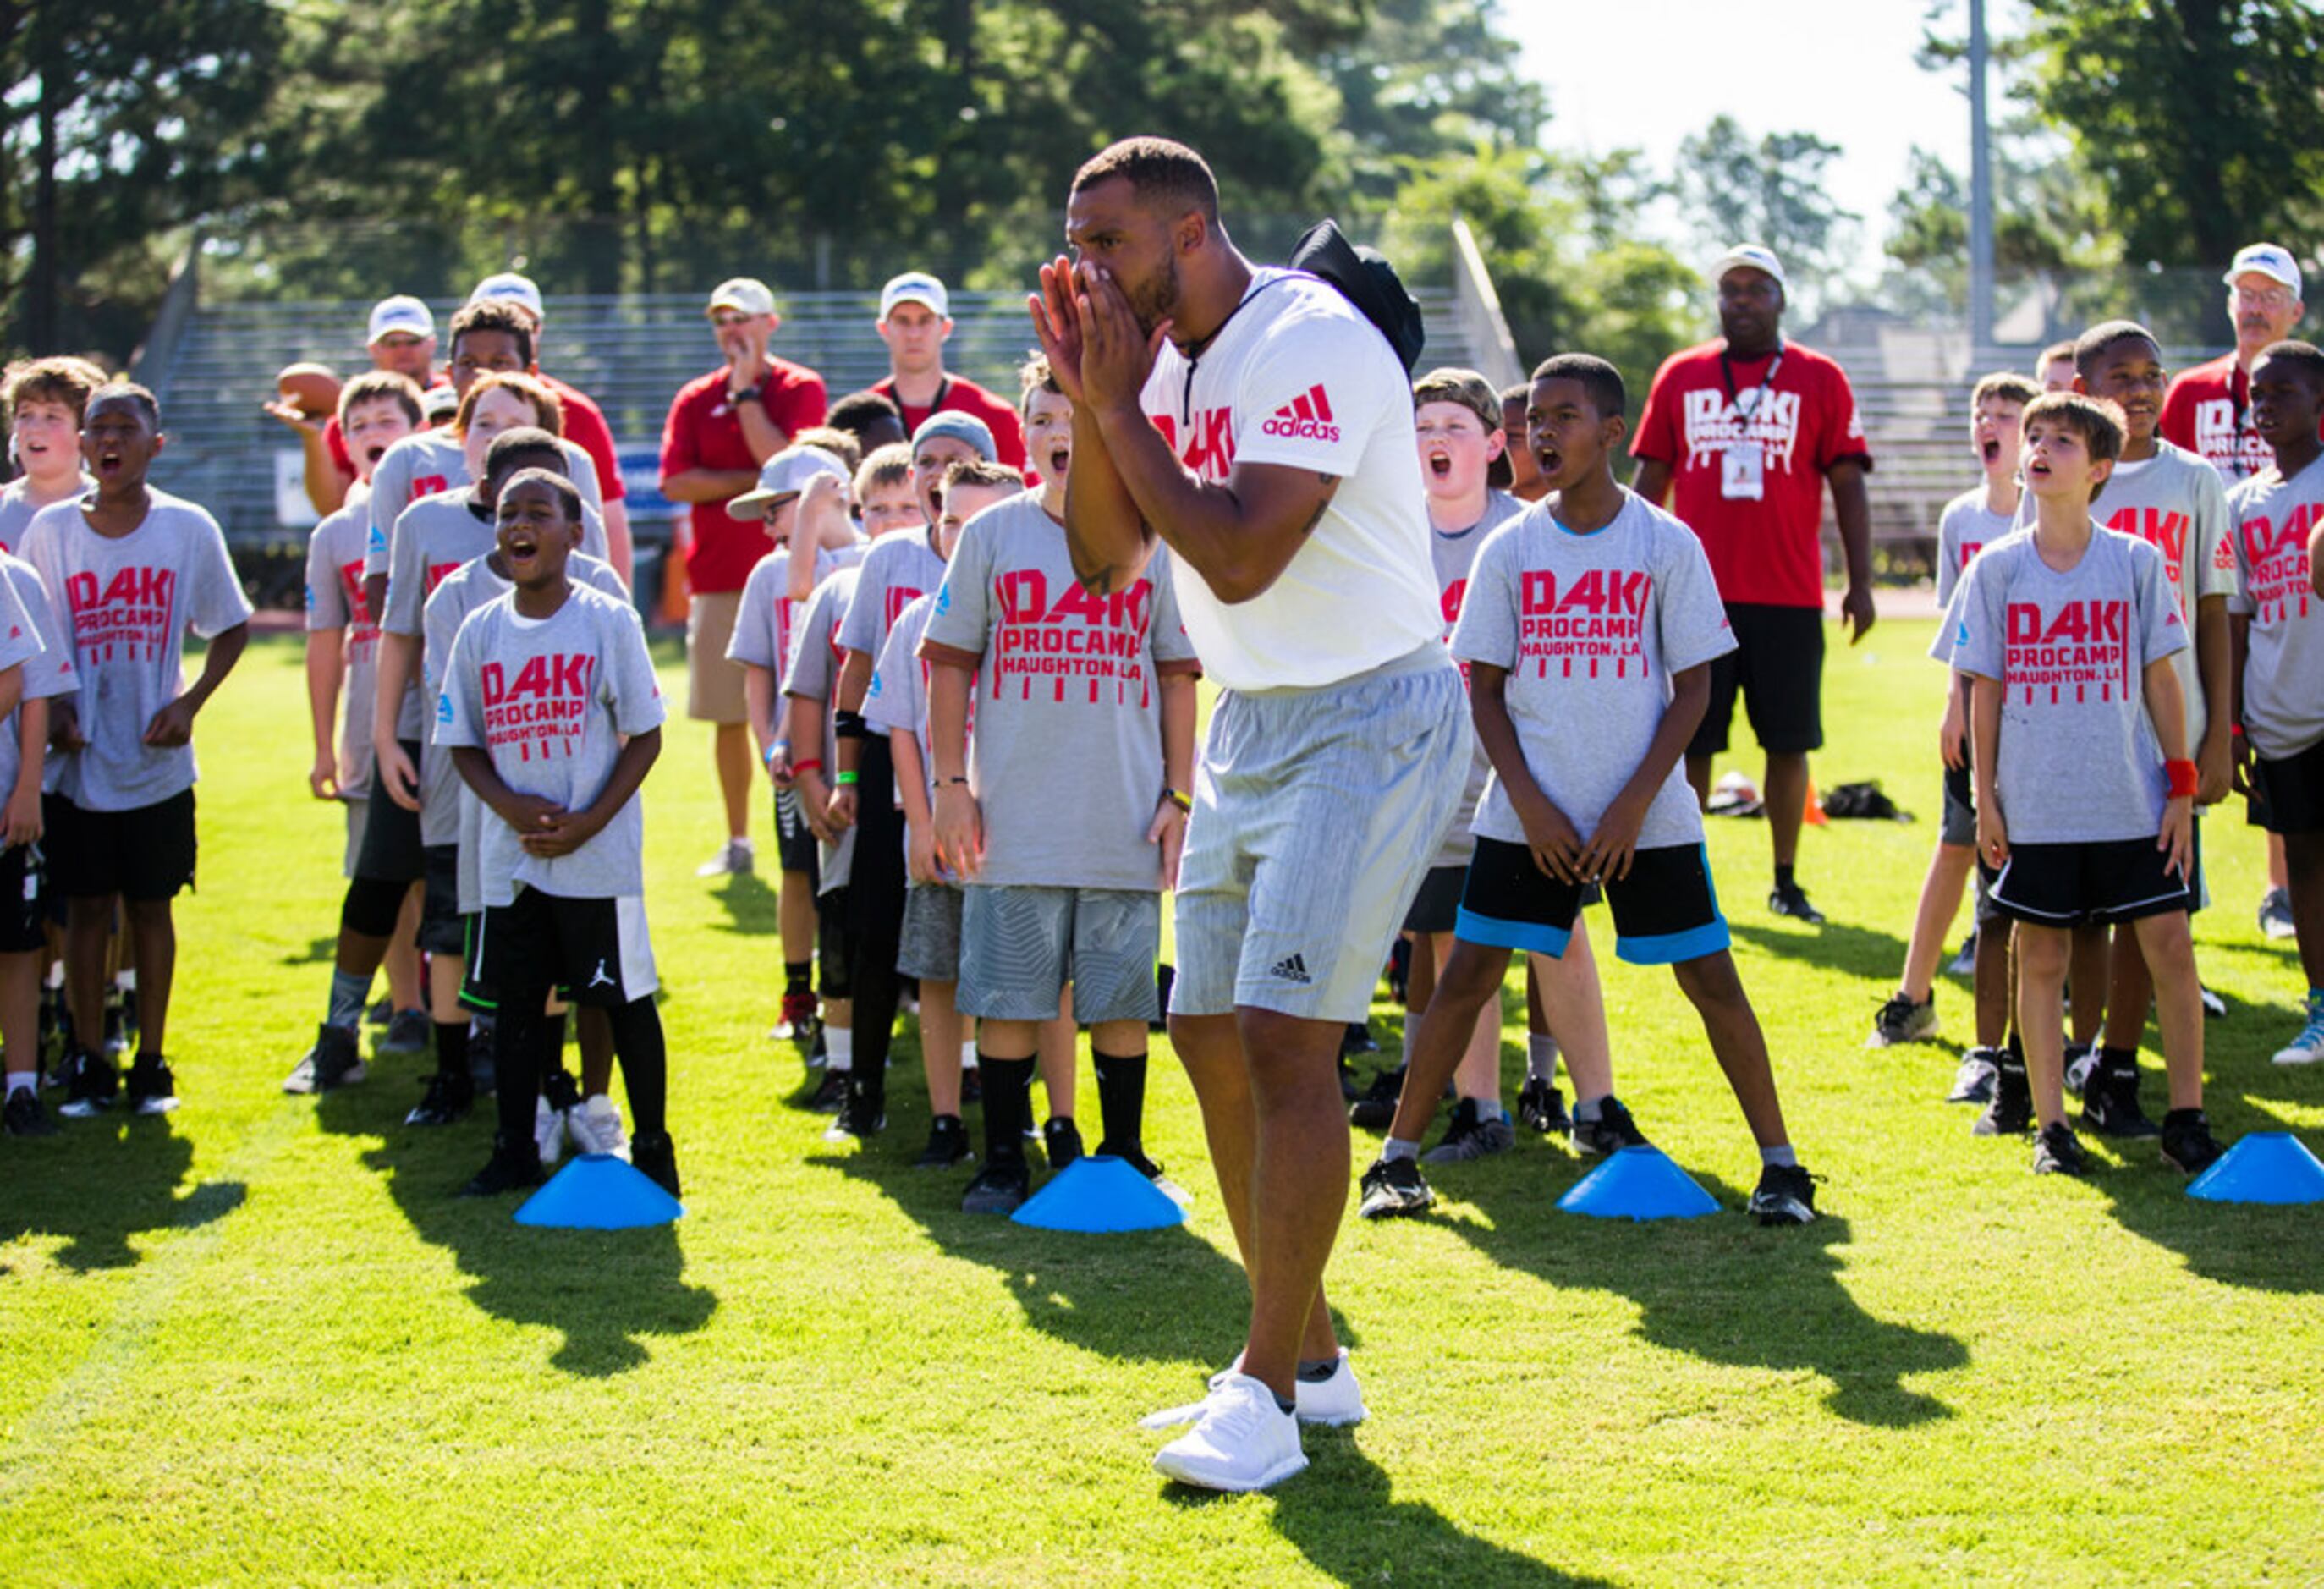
[1140,1350,1365,1429]
[568,1093,628,1157]
[695,838,753,878]
[2272,999,2324,1066]
[534,1096,568,1168]
[1151,1373,1306,1492]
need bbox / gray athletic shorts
[898,880,963,981]
[1941,762,1976,848]
[959,885,1161,1025]
[1172,645,1470,1023]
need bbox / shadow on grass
[316,1069,717,1375]
[2094,1091,2324,1294]
[1431,1150,1965,1427]
[279,933,337,967]
[0,1113,244,1272]
[1728,916,1913,985]
[708,871,777,937]
[1165,1433,1610,1587]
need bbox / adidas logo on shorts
[1268,953,1312,986]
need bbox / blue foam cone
[1012,1155,1189,1232]
[1556,1145,1722,1221]
[2186,1132,2324,1206]
[514,1153,684,1229]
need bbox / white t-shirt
[2226,454,2324,762]
[1138,268,1438,691]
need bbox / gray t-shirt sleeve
[7,559,70,702]
[1148,552,1200,668]
[2129,536,2191,671]
[2191,464,2238,603]
[307,519,350,632]
[920,520,992,658]
[184,509,254,638]
[864,602,926,740]
[1448,525,1519,671]
[1950,547,2008,682]
[1656,523,1736,675]
[783,582,839,701]
[836,542,891,657]
[365,447,412,578]
[382,502,430,636]
[604,602,668,737]
[728,555,783,670]
[433,613,486,751]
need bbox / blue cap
[912,410,996,463]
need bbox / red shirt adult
[539,372,626,503]
[871,374,1027,470]
[1630,338,1872,608]
[659,357,827,593]
[2160,352,2277,484]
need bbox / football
[275,361,343,417]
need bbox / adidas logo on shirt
[1268,953,1312,986]
[1261,385,1339,443]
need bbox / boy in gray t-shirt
[19,384,251,1119]
[437,469,677,1201]
[1355,356,1818,1229]
[781,564,862,1109]
[0,546,76,1136]
[1950,390,2222,1179]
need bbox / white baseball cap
[706,278,777,317]
[880,272,950,321]
[728,444,851,521]
[366,295,435,345]
[2224,243,2303,298]
[1712,244,1788,294]
[467,272,545,322]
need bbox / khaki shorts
[687,590,749,723]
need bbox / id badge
[1721,443,1764,501]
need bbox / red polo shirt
[659,357,828,593]
[872,373,1026,470]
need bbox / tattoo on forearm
[1077,564,1117,597]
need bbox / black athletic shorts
[0,843,47,953]
[1401,863,1467,935]
[420,844,464,955]
[469,888,658,1009]
[816,885,855,1001]
[773,785,820,882]
[354,740,426,883]
[46,789,196,901]
[1988,838,2191,927]
[1689,602,1825,757]
[2253,736,2324,837]
[1455,835,1729,966]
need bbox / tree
[1673,115,1858,311]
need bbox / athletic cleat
[281,1055,316,1095]
[1768,880,1826,925]
[915,1114,973,1169]
[961,1161,1030,1215]
[1042,1116,1085,1170]
[2080,1058,2158,1139]
[2258,886,2297,941]
[1152,1373,1307,1493]
[2062,1042,2097,1099]
[309,1025,366,1092]
[1517,1075,1570,1135]
[2031,1120,2091,1176]
[1748,1163,1818,1224]
[1570,1097,1649,1157]
[460,1135,545,1196]
[378,1008,431,1056]
[124,1054,178,1116]
[1974,1061,2032,1136]
[568,1093,627,1157]
[822,1082,884,1143]
[1867,992,1939,1048]
[1421,1098,1515,1163]
[57,1049,118,1119]
[3,1085,57,1137]
[2158,1108,2226,1175]
[2271,993,2324,1067]
[405,1071,474,1126]
[1946,932,1979,977]
[534,1096,568,1169]
[771,990,819,1043]
[807,1070,849,1113]
[1347,1064,1406,1130]
[1946,1047,2003,1104]
[629,1130,682,1197]
[1357,1155,1434,1219]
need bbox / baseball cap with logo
[707,278,777,317]
[1712,245,1788,294]
[367,295,436,345]
[911,410,995,463]
[467,272,545,322]
[728,444,852,521]
[2223,243,2302,298]
[880,272,950,322]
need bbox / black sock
[1296,1357,1340,1382]
[1271,1390,1297,1415]
[433,1019,469,1085]
[2099,1045,2139,1078]
[1775,863,1797,891]
[979,1054,1035,1168]
[493,998,544,1150]
[605,995,668,1138]
[785,959,812,998]
[1091,1048,1147,1157]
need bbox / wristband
[790,758,823,777]
[834,770,859,787]
[1161,786,1191,813]
[833,709,868,741]
[2164,758,2199,800]
[939,775,970,787]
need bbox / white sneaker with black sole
[1151,1373,1307,1492]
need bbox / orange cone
[1804,778,1828,826]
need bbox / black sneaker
[124,1053,179,1116]
[460,1135,545,1196]
[915,1114,973,1169]
[821,1080,884,1142]
[1043,1116,1085,1170]
[1099,1141,1165,1180]
[1348,1064,1406,1130]
[630,1131,682,1197]
[2080,1058,2159,1139]
[366,995,393,1026]
[1357,1155,1435,1219]
[58,1047,117,1119]
[807,1070,849,1113]
[1974,1055,2031,1136]
[310,1024,367,1092]
[962,1160,1030,1215]
[541,1068,583,1115]
[2061,1042,2097,1099]
[2032,1120,2090,1175]
[1868,992,1937,1048]
[1748,1163,1818,1224]
[3,1085,57,1137]
[1517,1075,1570,1135]
[2159,1108,2225,1176]
[405,1070,474,1126]
[1768,880,1826,925]
[1571,1097,1648,1157]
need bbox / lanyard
[1720,340,1785,422]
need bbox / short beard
[1125,252,1181,341]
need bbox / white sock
[826,1028,854,1073]
[1526,1032,1559,1083]
[43,960,63,992]
[5,1071,34,1097]
[1382,1136,1421,1163]
[961,1039,977,1072]
[116,969,137,992]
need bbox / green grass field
[2,620,2320,1586]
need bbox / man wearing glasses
[659,278,831,877]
